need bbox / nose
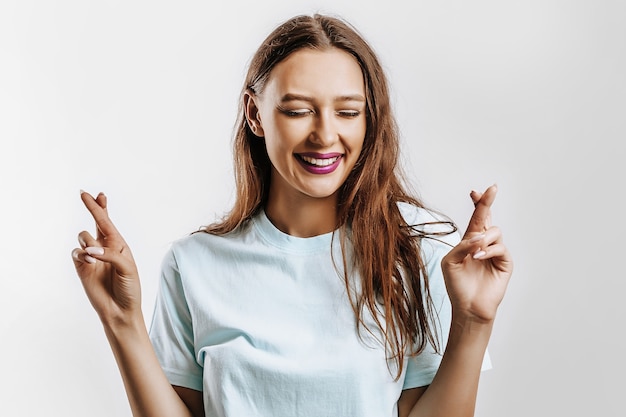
[309,110,338,147]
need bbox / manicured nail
[469,234,485,243]
[84,255,97,264]
[85,246,104,256]
[473,250,486,259]
[80,189,86,194]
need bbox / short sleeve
[149,245,203,391]
[401,207,491,390]
[402,231,455,389]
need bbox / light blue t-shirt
[148,204,489,417]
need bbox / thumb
[84,245,137,277]
[443,234,485,265]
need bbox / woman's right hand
[71,191,142,326]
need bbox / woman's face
[247,47,367,204]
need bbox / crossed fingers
[72,191,125,267]
[463,184,497,239]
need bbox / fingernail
[85,246,104,256]
[469,234,485,243]
[84,255,97,264]
[80,189,86,194]
[473,250,486,259]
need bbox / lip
[298,152,343,159]
[295,152,343,175]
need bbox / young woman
[72,13,512,417]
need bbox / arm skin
[73,184,510,417]
[398,185,513,417]
[72,191,203,417]
[398,386,428,417]
[174,386,204,416]
[103,316,204,417]
[397,318,493,417]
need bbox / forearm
[409,314,493,417]
[103,316,194,417]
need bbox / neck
[265,188,339,238]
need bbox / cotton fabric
[149,204,490,417]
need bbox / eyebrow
[280,93,366,103]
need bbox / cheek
[346,124,366,153]
[271,120,311,149]
[263,123,300,164]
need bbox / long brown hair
[205,13,450,379]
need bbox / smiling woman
[71,13,512,417]
[245,48,367,234]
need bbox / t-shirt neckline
[252,209,336,253]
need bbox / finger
[471,242,508,261]
[469,190,491,229]
[71,247,97,268]
[80,190,121,240]
[95,192,107,210]
[74,229,102,267]
[81,245,136,276]
[467,226,502,250]
[473,244,514,274]
[469,226,504,257]
[443,224,499,264]
[463,184,497,238]
[94,192,108,240]
[78,230,97,250]
[470,190,483,206]
[73,241,136,277]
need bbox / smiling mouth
[295,153,343,174]
[297,154,341,167]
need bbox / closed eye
[278,106,313,117]
[337,110,361,118]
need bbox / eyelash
[338,110,361,118]
[282,109,312,117]
[280,109,361,118]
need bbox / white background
[1,0,625,416]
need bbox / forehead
[263,48,365,97]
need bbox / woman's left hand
[441,184,513,323]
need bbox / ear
[243,91,265,137]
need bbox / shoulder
[397,202,445,225]
[398,202,460,247]
[166,225,248,258]
[168,230,219,253]
[157,227,249,288]
[163,220,261,269]
[158,232,211,275]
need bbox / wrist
[446,312,494,352]
[101,311,147,339]
[451,310,495,327]
[449,300,499,325]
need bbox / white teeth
[300,155,340,167]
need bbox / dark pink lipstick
[295,152,343,175]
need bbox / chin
[305,187,342,200]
